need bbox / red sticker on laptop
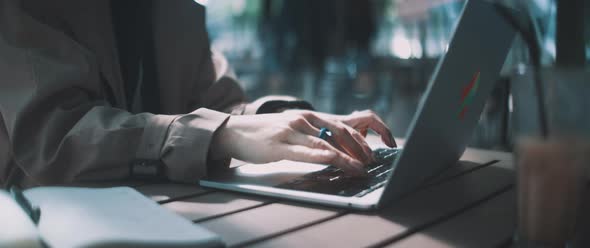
[458,71,481,120]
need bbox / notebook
[0,186,223,248]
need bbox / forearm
[4,103,232,187]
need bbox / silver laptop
[200,0,516,210]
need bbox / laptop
[200,0,517,210]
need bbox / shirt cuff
[160,108,230,183]
[136,114,178,160]
[132,114,178,180]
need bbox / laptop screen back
[380,0,516,205]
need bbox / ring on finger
[318,127,332,140]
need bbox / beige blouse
[0,0,295,187]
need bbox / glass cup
[515,137,590,247]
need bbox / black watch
[256,100,315,114]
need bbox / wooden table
[96,146,589,247]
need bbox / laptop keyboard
[277,148,401,197]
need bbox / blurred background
[196,0,589,151]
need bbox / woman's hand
[210,110,395,175]
[286,110,396,147]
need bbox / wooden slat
[366,135,512,165]
[424,160,495,188]
[461,147,513,166]
[162,192,268,222]
[249,165,514,248]
[200,202,341,247]
[133,183,208,202]
[386,189,516,248]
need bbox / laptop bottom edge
[199,180,383,210]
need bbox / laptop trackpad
[206,161,328,187]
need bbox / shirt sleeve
[0,0,234,186]
[0,0,313,187]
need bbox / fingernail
[388,136,396,147]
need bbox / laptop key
[367,164,384,174]
[374,168,393,178]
